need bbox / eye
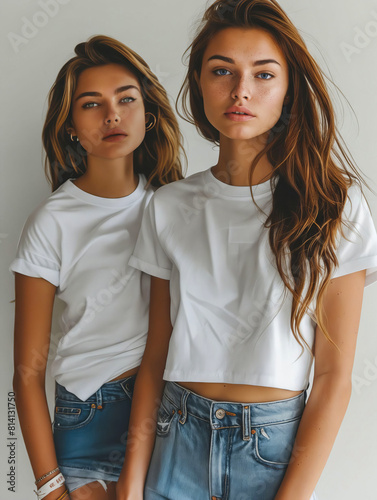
[213,68,231,76]
[257,73,273,80]
[120,96,136,103]
[82,102,99,109]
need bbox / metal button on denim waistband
[215,408,226,419]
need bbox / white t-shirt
[11,175,153,400]
[129,168,377,391]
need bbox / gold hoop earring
[145,112,156,132]
[70,134,78,142]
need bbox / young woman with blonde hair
[11,35,183,500]
[117,1,377,499]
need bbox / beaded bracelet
[35,467,60,485]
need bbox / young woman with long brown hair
[117,1,377,499]
[11,35,183,500]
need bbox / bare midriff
[178,382,302,403]
[110,370,302,403]
[109,366,139,382]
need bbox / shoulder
[342,181,372,223]
[345,180,364,204]
[21,181,72,235]
[152,170,206,205]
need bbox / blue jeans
[53,375,136,492]
[145,382,317,500]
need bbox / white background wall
[1,0,377,499]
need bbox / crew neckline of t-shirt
[205,168,274,199]
[63,174,147,208]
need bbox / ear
[194,70,202,97]
[65,121,77,136]
[66,127,76,136]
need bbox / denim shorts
[145,382,318,500]
[53,374,136,493]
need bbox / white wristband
[34,472,65,499]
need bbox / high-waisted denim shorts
[145,382,318,500]
[53,374,136,493]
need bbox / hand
[116,473,143,500]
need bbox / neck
[73,155,138,198]
[212,134,274,186]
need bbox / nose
[104,104,120,125]
[231,74,251,101]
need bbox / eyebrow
[207,55,281,66]
[75,85,140,101]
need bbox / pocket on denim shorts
[54,401,95,431]
[254,416,301,468]
[155,395,176,437]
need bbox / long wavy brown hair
[178,0,365,352]
[43,35,184,191]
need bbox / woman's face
[199,27,290,143]
[69,63,146,161]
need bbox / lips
[224,106,255,123]
[102,128,127,140]
[225,106,255,117]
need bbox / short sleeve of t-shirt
[129,191,172,280]
[10,207,61,287]
[332,184,377,286]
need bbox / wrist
[116,480,143,499]
[37,469,61,489]
[46,488,69,500]
[34,472,66,500]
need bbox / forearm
[274,374,352,500]
[13,275,64,498]
[14,377,65,499]
[118,360,165,497]
[117,276,172,499]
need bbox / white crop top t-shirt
[129,168,377,391]
[11,175,153,400]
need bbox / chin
[218,125,271,143]
[221,131,262,141]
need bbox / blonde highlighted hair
[43,35,184,190]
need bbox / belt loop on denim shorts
[95,387,103,410]
[242,404,251,441]
[304,383,310,403]
[178,389,189,424]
